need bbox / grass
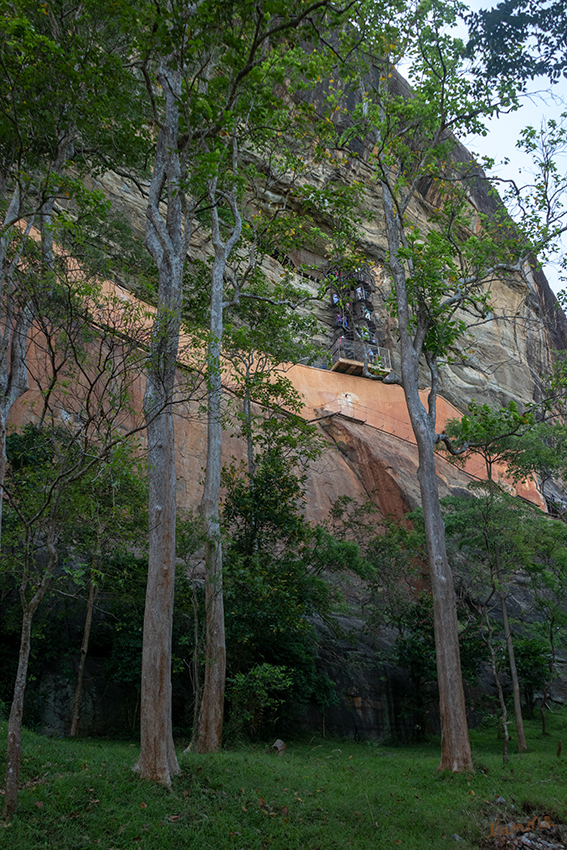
[1,710,567,849]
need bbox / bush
[226,663,293,740]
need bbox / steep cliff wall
[60,127,567,524]
[89,114,567,427]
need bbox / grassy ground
[1,710,567,849]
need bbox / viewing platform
[330,339,392,377]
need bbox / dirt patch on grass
[478,804,567,848]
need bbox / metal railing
[331,339,391,372]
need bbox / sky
[456,0,567,294]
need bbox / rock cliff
[83,136,564,524]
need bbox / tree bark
[5,605,35,818]
[0,187,35,540]
[135,54,189,784]
[5,541,57,818]
[495,548,527,753]
[136,403,180,782]
[192,164,242,751]
[194,201,228,753]
[413,413,472,771]
[382,182,473,772]
[69,576,98,737]
[484,608,509,765]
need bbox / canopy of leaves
[466,0,567,84]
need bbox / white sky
[458,0,567,294]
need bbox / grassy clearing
[1,710,567,849]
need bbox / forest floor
[1,710,567,849]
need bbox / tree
[192,34,364,755]
[504,421,567,513]
[2,430,145,816]
[133,0,362,767]
[505,495,567,734]
[339,0,530,770]
[366,515,483,741]
[444,487,532,756]
[2,262,150,817]
[68,448,148,737]
[444,486,567,748]
[222,437,362,737]
[440,402,540,753]
[0,0,145,538]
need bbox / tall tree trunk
[5,540,57,818]
[413,416,472,771]
[495,547,527,753]
[0,136,72,540]
[136,403,180,781]
[2,177,64,813]
[194,222,227,753]
[192,165,241,752]
[69,575,98,737]
[5,605,36,818]
[190,578,202,736]
[0,187,35,541]
[382,182,473,772]
[135,54,188,784]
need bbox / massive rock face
[82,121,566,522]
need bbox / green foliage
[363,513,484,739]
[513,636,550,715]
[503,421,567,494]
[443,488,530,585]
[389,592,483,739]
[222,446,363,732]
[2,423,147,568]
[443,487,567,729]
[440,400,534,480]
[0,0,147,164]
[226,663,293,740]
[467,0,567,84]
[393,594,438,690]
[365,518,424,632]
[0,424,148,731]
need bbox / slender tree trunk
[191,578,202,736]
[484,609,509,765]
[192,163,242,752]
[540,620,556,736]
[195,229,226,753]
[414,420,472,770]
[69,576,98,737]
[5,605,36,817]
[5,541,57,818]
[136,399,181,782]
[382,182,472,772]
[495,548,527,753]
[0,141,71,541]
[135,51,191,783]
[0,187,32,541]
